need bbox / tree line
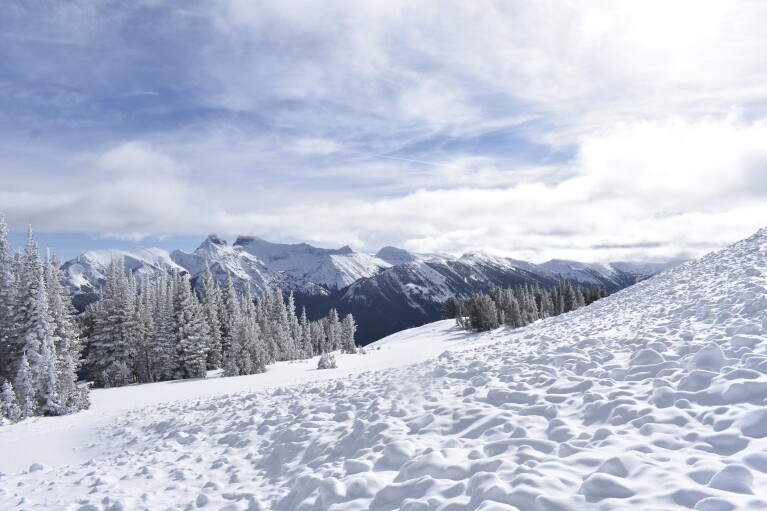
[1,216,359,423]
[442,281,609,332]
[82,259,358,387]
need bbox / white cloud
[3,1,767,262]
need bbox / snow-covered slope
[61,247,185,293]
[540,258,636,288]
[3,228,767,509]
[376,246,454,265]
[611,260,681,282]
[233,236,391,290]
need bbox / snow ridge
[3,228,767,509]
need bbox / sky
[2,0,767,263]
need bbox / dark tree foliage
[449,282,609,332]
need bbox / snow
[4,227,767,510]
[234,236,391,290]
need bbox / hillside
[1,228,766,509]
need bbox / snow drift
[2,227,767,510]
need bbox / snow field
[2,228,767,510]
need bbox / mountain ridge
[60,234,681,342]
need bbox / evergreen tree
[317,352,337,369]
[197,263,223,369]
[85,260,134,387]
[173,272,209,379]
[152,272,176,381]
[325,309,340,352]
[218,274,238,364]
[14,226,48,387]
[299,306,312,357]
[15,353,35,418]
[270,288,290,361]
[310,321,326,355]
[285,291,301,361]
[0,214,16,382]
[37,325,60,415]
[134,277,155,383]
[44,250,86,412]
[340,314,357,353]
[1,380,21,422]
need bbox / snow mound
[3,228,767,510]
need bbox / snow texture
[3,228,767,510]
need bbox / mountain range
[61,235,678,343]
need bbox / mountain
[61,235,677,342]
[233,235,390,290]
[6,228,767,510]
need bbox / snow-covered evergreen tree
[0,214,16,382]
[14,226,48,388]
[317,352,337,369]
[340,314,357,353]
[85,260,135,387]
[218,274,238,364]
[37,323,60,415]
[197,263,223,369]
[299,306,312,358]
[152,272,176,381]
[324,309,340,353]
[173,271,209,379]
[0,380,21,422]
[15,352,35,418]
[44,250,86,413]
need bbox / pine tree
[0,214,16,382]
[340,314,357,353]
[134,278,155,383]
[218,274,238,364]
[299,306,312,357]
[15,352,35,418]
[317,352,337,369]
[1,380,21,422]
[310,321,326,355]
[285,291,301,360]
[325,309,340,352]
[152,272,176,381]
[44,250,86,412]
[37,325,60,415]
[85,259,134,387]
[14,226,48,388]
[173,272,209,379]
[269,288,290,361]
[197,263,223,369]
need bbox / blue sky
[2,0,767,263]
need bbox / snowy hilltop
[61,235,676,343]
[2,227,766,509]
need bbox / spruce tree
[218,274,238,364]
[15,352,35,418]
[299,306,312,357]
[198,263,223,369]
[152,272,176,381]
[0,214,16,382]
[1,380,21,422]
[85,259,134,387]
[44,250,86,412]
[14,226,47,387]
[173,272,209,379]
[325,309,340,352]
[340,314,357,353]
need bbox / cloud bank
[1,0,766,261]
